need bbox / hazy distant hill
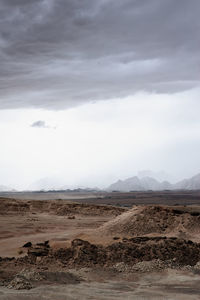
[108,177,144,192]
[0,185,14,192]
[26,172,200,192]
[173,173,200,190]
[107,173,200,191]
[137,170,173,183]
[107,176,171,192]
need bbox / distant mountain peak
[107,172,200,191]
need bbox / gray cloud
[31,120,47,128]
[0,0,200,109]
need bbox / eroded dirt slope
[97,205,200,241]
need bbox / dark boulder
[23,242,32,248]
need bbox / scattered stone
[27,241,50,257]
[23,242,32,248]
[19,269,44,281]
[6,269,45,290]
[36,241,49,248]
[7,276,32,290]
[28,246,49,257]
[113,259,192,273]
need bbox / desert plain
[1,191,200,299]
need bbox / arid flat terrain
[2,190,200,206]
[1,192,200,299]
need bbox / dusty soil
[1,269,200,300]
[0,197,124,257]
[2,190,200,206]
[1,195,200,299]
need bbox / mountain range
[107,173,200,192]
[1,173,200,192]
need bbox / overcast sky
[0,0,200,190]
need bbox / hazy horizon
[2,168,200,191]
[0,0,200,190]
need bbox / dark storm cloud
[0,0,199,109]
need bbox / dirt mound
[1,237,200,282]
[0,197,124,216]
[54,203,124,216]
[47,237,200,268]
[98,205,200,237]
[0,198,30,215]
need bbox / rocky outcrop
[27,241,50,257]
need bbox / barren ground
[1,193,200,299]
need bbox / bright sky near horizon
[1,89,200,190]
